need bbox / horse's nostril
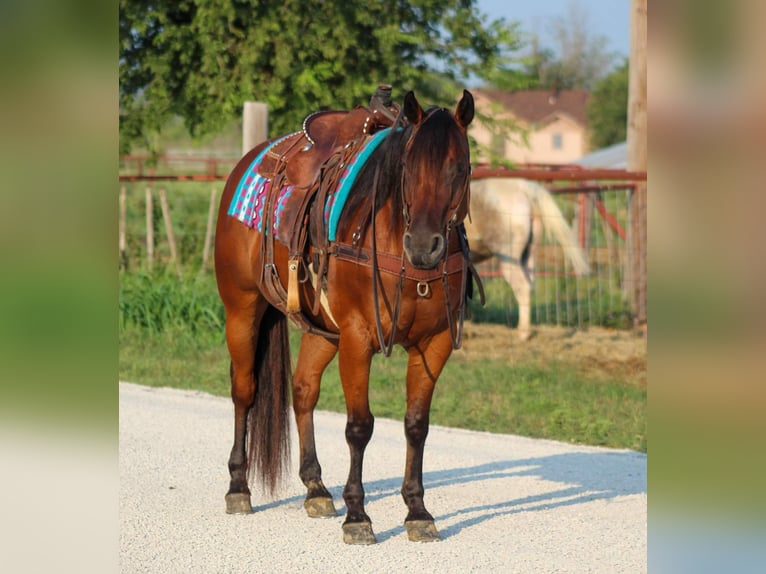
[404,232,444,266]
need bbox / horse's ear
[403,91,424,125]
[456,89,474,128]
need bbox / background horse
[214,90,475,545]
[465,177,590,341]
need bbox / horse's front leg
[337,335,376,545]
[292,332,338,518]
[401,330,453,542]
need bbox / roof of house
[476,89,590,127]
[575,141,627,168]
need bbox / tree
[587,59,629,149]
[119,0,524,154]
[524,0,616,91]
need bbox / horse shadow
[253,450,646,543]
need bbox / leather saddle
[255,94,400,250]
[257,103,396,190]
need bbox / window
[552,133,563,150]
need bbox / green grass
[314,344,645,451]
[119,271,645,452]
[119,269,225,335]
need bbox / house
[470,89,590,165]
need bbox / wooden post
[119,185,128,271]
[576,191,595,251]
[626,0,647,329]
[242,102,268,156]
[158,188,181,277]
[201,187,217,271]
[145,185,154,273]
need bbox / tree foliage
[119,0,524,154]
[587,59,628,149]
[522,0,616,91]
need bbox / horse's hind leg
[502,258,532,341]
[292,332,338,518]
[401,330,453,542]
[222,295,264,514]
[502,218,535,341]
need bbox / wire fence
[470,187,634,330]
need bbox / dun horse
[214,89,478,544]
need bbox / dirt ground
[456,322,647,388]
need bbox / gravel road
[119,382,646,573]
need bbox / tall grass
[119,270,225,339]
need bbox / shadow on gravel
[369,451,646,542]
[250,451,645,543]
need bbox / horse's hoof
[225,492,253,514]
[342,522,377,545]
[405,520,441,542]
[304,496,337,518]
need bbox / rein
[370,158,404,356]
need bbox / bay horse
[214,90,476,544]
[465,177,590,341]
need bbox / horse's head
[400,90,474,269]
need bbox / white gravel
[119,381,646,573]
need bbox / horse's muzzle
[403,231,446,269]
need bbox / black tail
[247,305,291,497]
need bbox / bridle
[400,108,472,236]
[369,107,479,356]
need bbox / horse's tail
[247,305,291,497]
[524,180,590,276]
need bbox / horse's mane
[337,106,459,241]
[336,125,410,239]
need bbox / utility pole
[626,0,647,331]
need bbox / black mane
[336,106,463,243]
[336,125,410,239]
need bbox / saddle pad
[227,133,299,234]
[228,127,394,240]
[325,127,392,241]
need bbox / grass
[468,275,633,330]
[119,270,645,452]
[119,270,224,335]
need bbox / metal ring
[417,281,430,297]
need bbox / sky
[476,0,631,58]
